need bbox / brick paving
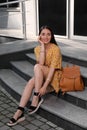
[0,85,64,130]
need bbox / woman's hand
[38,36,45,65]
[39,86,47,96]
[38,36,44,45]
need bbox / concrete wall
[0,6,23,38]
[0,11,22,29]
[0,0,37,39]
[24,0,37,39]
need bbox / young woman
[7,25,62,126]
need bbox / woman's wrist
[40,43,45,49]
[46,78,50,82]
[40,50,45,53]
[40,47,45,53]
[45,78,50,85]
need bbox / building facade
[0,0,87,41]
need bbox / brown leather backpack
[59,65,84,94]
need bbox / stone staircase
[0,40,87,130]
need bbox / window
[39,0,67,36]
[74,0,87,36]
[0,0,19,8]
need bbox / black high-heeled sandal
[29,92,44,115]
[7,106,25,126]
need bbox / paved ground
[0,85,64,130]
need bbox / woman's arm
[39,45,45,65]
[38,37,45,65]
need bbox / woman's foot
[7,106,25,126]
[29,92,44,115]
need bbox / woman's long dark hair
[39,25,58,45]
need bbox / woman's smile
[40,29,51,44]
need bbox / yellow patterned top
[34,43,62,93]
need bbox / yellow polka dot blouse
[34,43,62,93]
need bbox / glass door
[74,0,87,36]
[71,0,87,40]
[38,0,68,37]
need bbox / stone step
[0,40,36,68]
[0,69,27,100]
[0,69,87,130]
[0,40,36,55]
[10,60,87,110]
[10,60,34,81]
[58,41,87,67]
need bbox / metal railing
[0,0,27,7]
[0,0,28,39]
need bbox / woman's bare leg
[31,64,49,107]
[8,63,49,122]
[19,77,35,107]
[12,77,35,120]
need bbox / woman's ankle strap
[17,106,24,112]
[34,92,39,96]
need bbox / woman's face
[40,28,52,44]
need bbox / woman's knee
[34,64,42,72]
